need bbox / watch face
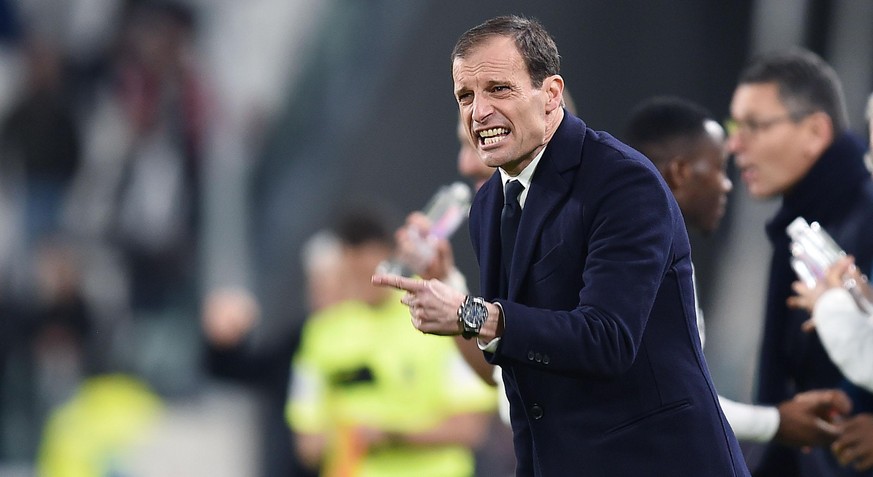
[461,297,487,338]
[464,303,487,327]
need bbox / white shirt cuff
[477,301,504,353]
[718,395,779,442]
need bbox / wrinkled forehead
[452,36,526,82]
[452,33,516,63]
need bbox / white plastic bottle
[377,182,472,277]
[786,217,873,314]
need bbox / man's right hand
[394,212,455,281]
[775,389,853,447]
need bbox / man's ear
[663,158,687,191]
[543,75,564,113]
[804,111,834,159]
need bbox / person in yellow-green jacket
[37,374,162,477]
[286,208,496,477]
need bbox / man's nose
[726,131,744,155]
[472,96,493,123]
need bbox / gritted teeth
[479,127,510,138]
[478,127,510,145]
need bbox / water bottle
[786,217,873,314]
[377,181,472,277]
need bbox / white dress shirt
[812,288,873,393]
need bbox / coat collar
[766,132,869,242]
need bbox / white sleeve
[813,288,873,393]
[718,395,779,442]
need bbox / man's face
[452,35,551,176]
[727,82,817,199]
[674,120,732,235]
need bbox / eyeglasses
[724,112,809,138]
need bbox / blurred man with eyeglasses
[728,48,873,477]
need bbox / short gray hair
[452,15,560,88]
[738,48,849,133]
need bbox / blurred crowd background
[0,0,870,476]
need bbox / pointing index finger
[371,274,426,292]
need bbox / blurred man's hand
[775,389,852,447]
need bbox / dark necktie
[501,180,524,284]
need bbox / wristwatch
[458,296,488,339]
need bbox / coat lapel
[508,113,585,298]
[478,175,504,300]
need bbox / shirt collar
[498,145,546,208]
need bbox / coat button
[542,355,550,365]
[530,404,544,420]
[535,353,542,363]
[527,351,535,361]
